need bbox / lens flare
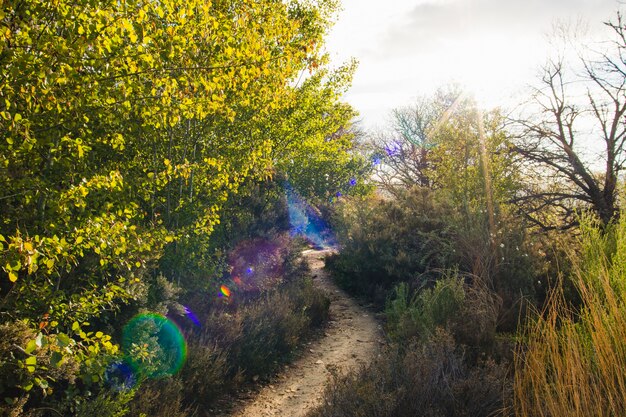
[183,305,201,327]
[122,313,187,378]
[227,238,288,291]
[385,141,402,156]
[285,183,336,249]
[220,285,231,297]
[104,361,136,391]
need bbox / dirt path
[228,248,383,417]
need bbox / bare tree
[512,12,626,230]
[369,87,472,196]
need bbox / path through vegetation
[228,248,383,417]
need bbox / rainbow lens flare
[220,285,231,297]
[122,313,187,378]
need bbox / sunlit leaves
[0,0,352,404]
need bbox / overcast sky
[324,0,622,131]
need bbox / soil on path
[228,248,384,417]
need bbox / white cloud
[325,0,621,130]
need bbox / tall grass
[514,215,626,417]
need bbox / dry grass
[514,217,626,417]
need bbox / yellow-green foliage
[385,276,465,343]
[515,214,626,417]
[0,0,360,412]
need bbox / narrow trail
[228,248,384,417]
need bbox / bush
[328,188,538,326]
[127,378,189,417]
[72,390,135,417]
[179,342,230,409]
[308,329,512,417]
[385,274,499,358]
[327,187,456,302]
[235,291,308,376]
[167,263,330,411]
[234,277,329,377]
[385,276,465,343]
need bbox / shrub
[327,187,456,302]
[385,277,464,343]
[289,277,330,327]
[127,378,189,417]
[168,262,330,411]
[235,291,307,376]
[449,281,500,358]
[328,188,538,324]
[72,389,135,417]
[308,329,512,417]
[385,274,499,357]
[179,342,230,409]
[233,277,329,377]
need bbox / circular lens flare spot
[122,313,187,379]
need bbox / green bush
[307,329,512,417]
[72,389,135,417]
[385,276,465,343]
[327,187,456,303]
[385,273,501,361]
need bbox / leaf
[56,333,70,347]
[35,333,44,348]
[72,321,80,331]
[50,351,63,367]
[25,356,36,372]
[36,378,49,389]
[8,271,17,282]
[25,340,37,354]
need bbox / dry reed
[514,217,626,417]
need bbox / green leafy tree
[0,0,361,412]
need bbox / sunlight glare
[449,35,545,110]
